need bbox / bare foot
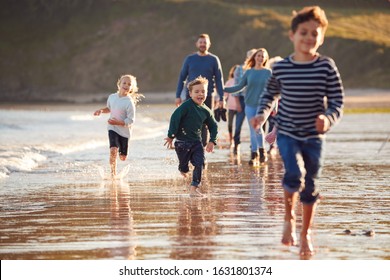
[180,171,189,178]
[189,186,204,197]
[300,232,314,256]
[282,219,297,246]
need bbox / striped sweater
[257,54,344,140]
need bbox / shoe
[259,148,268,163]
[249,151,259,165]
[220,108,227,122]
[214,109,220,122]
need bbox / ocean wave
[0,150,47,178]
[69,114,95,121]
[0,108,169,179]
[41,140,107,155]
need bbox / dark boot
[214,109,220,122]
[259,148,268,163]
[249,151,259,165]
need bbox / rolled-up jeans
[175,140,204,187]
[277,133,324,204]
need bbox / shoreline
[1,90,390,111]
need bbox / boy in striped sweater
[251,6,344,256]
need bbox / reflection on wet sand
[170,198,218,260]
[106,181,137,259]
[0,181,137,260]
[0,154,287,260]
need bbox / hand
[94,110,101,116]
[316,114,330,134]
[108,118,123,126]
[164,137,174,149]
[250,114,265,131]
[218,100,224,109]
[175,98,182,107]
[205,142,215,153]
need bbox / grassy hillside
[0,0,389,102]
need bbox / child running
[164,76,218,197]
[251,6,344,256]
[94,74,143,178]
[224,64,239,147]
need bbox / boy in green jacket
[164,76,218,197]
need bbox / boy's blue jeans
[277,133,325,204]
[175,140,204,187]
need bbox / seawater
[0,105,181,183]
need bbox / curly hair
[187,76,209,92]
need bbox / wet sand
[1,142,389,260]
[1,91,389,260]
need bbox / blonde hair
[269,56,283,68]
[244,48,270,70]
[246,48,257,59]
[116,74,144,104]
[187,76,208,92]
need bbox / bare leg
[229,132,233,147]
[119,154,127,161]
[300,203,316,256]
[189,185,204,197]
[110,147,118,177]
[282,189,298,246]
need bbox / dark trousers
[233,96,246,146]
[175,140,205,187]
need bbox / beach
[0,90,389,260]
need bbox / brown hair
[291,6,328,34]
[187,76,208,92]
[228,65,238,80]
[244,48,270,70]
[198,33,210,41]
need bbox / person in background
[231,48,257,155]
[264,56,283,155]
[175,34,224,147]
[224,64,239,147]
[225,48,272,165]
